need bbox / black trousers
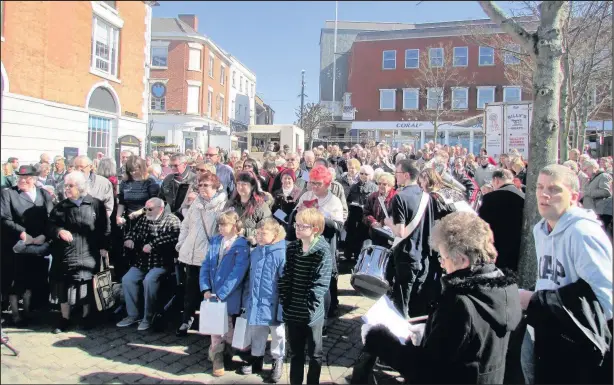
[287,319,325,384]
[392,253,427,318]
[177,262,201,324]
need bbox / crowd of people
[1,139,612,384]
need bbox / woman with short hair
[345,165,378,260]
[355,212,522,384]
[581,158,612,212]
[338,158,361,198]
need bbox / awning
[449,114,484,128]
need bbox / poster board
[484,104,503,159]
[483,102,532,160]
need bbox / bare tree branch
[477,1,538,53]
[294,103,332,149]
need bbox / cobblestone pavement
[1,265,402,384]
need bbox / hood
[442,264,521,333]
[536,206,602,237]
[263,239,286,254]
[194,190,227,211]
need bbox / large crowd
[1,140,612,384]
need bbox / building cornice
[151,33,231,64]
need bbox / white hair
[64,171,89,198]
[230,150,240,158]
[150,163,162,175]
[582,159,599,170]
[360,165,375,180]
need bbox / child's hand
[203,291,212,300]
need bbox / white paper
[273,209,288,222]
[362,295,423,345]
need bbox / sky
[153,1,527,125]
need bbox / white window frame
[240,76,243,92]
[429,47,444,68]
[208,54,214,78]
[251,84,254,98]
[232,71,236,88]
[1,0,5,42]
[453,47,468,67]
[451,87,469,110]
[503,86,522,102]
[207,87,213,116]
[402,88,419,110]
[151,96,166,111]
[218,94,225,120]
[405,49,419,69]
[477,86,496,109]
[220,64,226,85]
[90,16,121,82]
[504,44,521,65]
[479,46,495,66]
[150,41,170,69]
[426,87,444,110]
[188,47,202,71]
[382,50,396,70]
[379,89,396,111]
[186,81,201,114]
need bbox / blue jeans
[122,267,167,321]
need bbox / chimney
[178,14,198,31]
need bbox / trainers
[175,317,194,337]
[53,317,70,334]
[137,319,151,331]
[116,316,139,328]
[270,358,284,383]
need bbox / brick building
[1,1,156,164]
[149,14,252,152]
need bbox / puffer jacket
[582,171,612,212]
[176,192,227,266]
[244,239,286,326]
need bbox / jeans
[287,319,324,384]
[177,263,201,324]
[520,325,535,384]
[122,267,167,320]
[249,324,286,359]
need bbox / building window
[1,0,4,39]
[452,87,469,109]
[151,46,167,67]
[187,85,200,114]
[504,44,521,65]
[87,116,111,160]
[101,0,116,9]
[207,89,213,116]
[251,84,254,98]
[429,48,444,68]
[382,50,396,70]
[453,47,468,67]
[402,88,419,110]
[379,89,396,110]
[503,86,522,102]
[188,48,201,71]
[240,76,243,92]
[232,71,236,88]
[479,46,495,66]
[151,97,165,111]
[220,65,226,85]
[405,49,419,69]
[427,88,444,110]
[92,17,119,77]
[477,87,495,109]
[208,56,214,77]
[218,94,225,119]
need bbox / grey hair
[230,150,240,158]
[303,150,315,159]
[562,160,579,173]
[582,159,599,170]
[147,197,165,208]
[540,164,580,192]
[150,163,162,175]
[359,165,375,180]
[432,156,447,175]
[171,154,188,163]
[97,157,117,178]
[396,153,407,161]
[377,172,395,186]
[74,155,93,166]
[64,171,89,198]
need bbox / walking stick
[1,328,20,356]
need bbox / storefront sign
[484,102,532,159]
[351,121,483,131]
[505,104,530,135]
[485,105,503,159]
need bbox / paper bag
[199,299,228,336]
[231,315,251,350]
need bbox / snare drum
[351,245,392,299]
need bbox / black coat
[47,195,111,281]
[478,184,525,271]
[364,264,522,384]
[1,186,54,244]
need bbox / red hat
[280,168,296,182]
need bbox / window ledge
[151,110,166,114]
[379,108,395,111]
[453,64,468,68]
[187,68,202,72]
[209,74,214,79]
[1,36,4,42]
[382,67,396,71]
[478,63,495,67]
[89,68,121,84]
[151,66,168,70]
[402,108,419,111]
[404,67,419,70]
[451,107,469,111]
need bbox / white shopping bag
[199,298,229,336]
[231,314,251,350]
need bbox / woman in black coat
[354,212,522,384]
[0,165,54,326]
[47,171,110,333]
[344,165,377,260]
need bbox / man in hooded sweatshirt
[519,164,613,384]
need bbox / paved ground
[1,263,404,384]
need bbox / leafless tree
[294,102,332,150]
[479,0,569,288]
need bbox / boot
[239,355,264,375]
[270,358,284,383]
[212,352,225,377]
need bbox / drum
[351,245,392,299]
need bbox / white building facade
[227,55,256,129]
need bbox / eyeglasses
[64,184,76,188]
[143,207,156,212]
[294,223,313,230]
[359,172,369,176]
[309,181,324,187]
[198,183,212,188]
[378,182,389,186]
[205,153,218,157]
[196,168,208,172]
[171,164,181,168]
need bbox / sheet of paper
[362,295,414,344]
[273,209,287,223]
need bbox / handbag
[93,255,116,312]
[231,310,251,350]
[199,296,229,336]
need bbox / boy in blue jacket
[280,208,332,385]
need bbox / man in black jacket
[158,154,196,221]
[478,169,525,271]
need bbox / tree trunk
[433,121,439,145]
[578,96,589,152]
[558,53,569,162]
[479,1,569,289]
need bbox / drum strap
[391,192,430,250]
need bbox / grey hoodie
[533,206,613,319]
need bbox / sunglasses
[359,172,369,176]
[205,153,218,157]
[198,183,212,188]
[143,207,156,212]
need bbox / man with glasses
[158,154,196,221]
[271,152,308,193]
[117,150,134,178]
[204,147,234,197]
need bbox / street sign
[151,82,167,98]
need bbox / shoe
[322,326,328,337]
[137,319,151,331]
[116,316,139,328]
[212,352,225,377]
[253,356,264,373]
[53,317,70,334]
[239,355,264,375]
[270,358,284,383]
[81,315,96,330]
[175,317,194,337]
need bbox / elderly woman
[355,212,522,384]
[271,168,303,225]
[2,162,16,187]
[581,159,613,212]
[345,165,378,260]
[47,171,110,333]
[1,165,54,326]
[175,171,227,336]
[225,171,272,246]
[36,163,55,188]
[338,158,361,198]
[50,156,67,186]
[363,172,396,246]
